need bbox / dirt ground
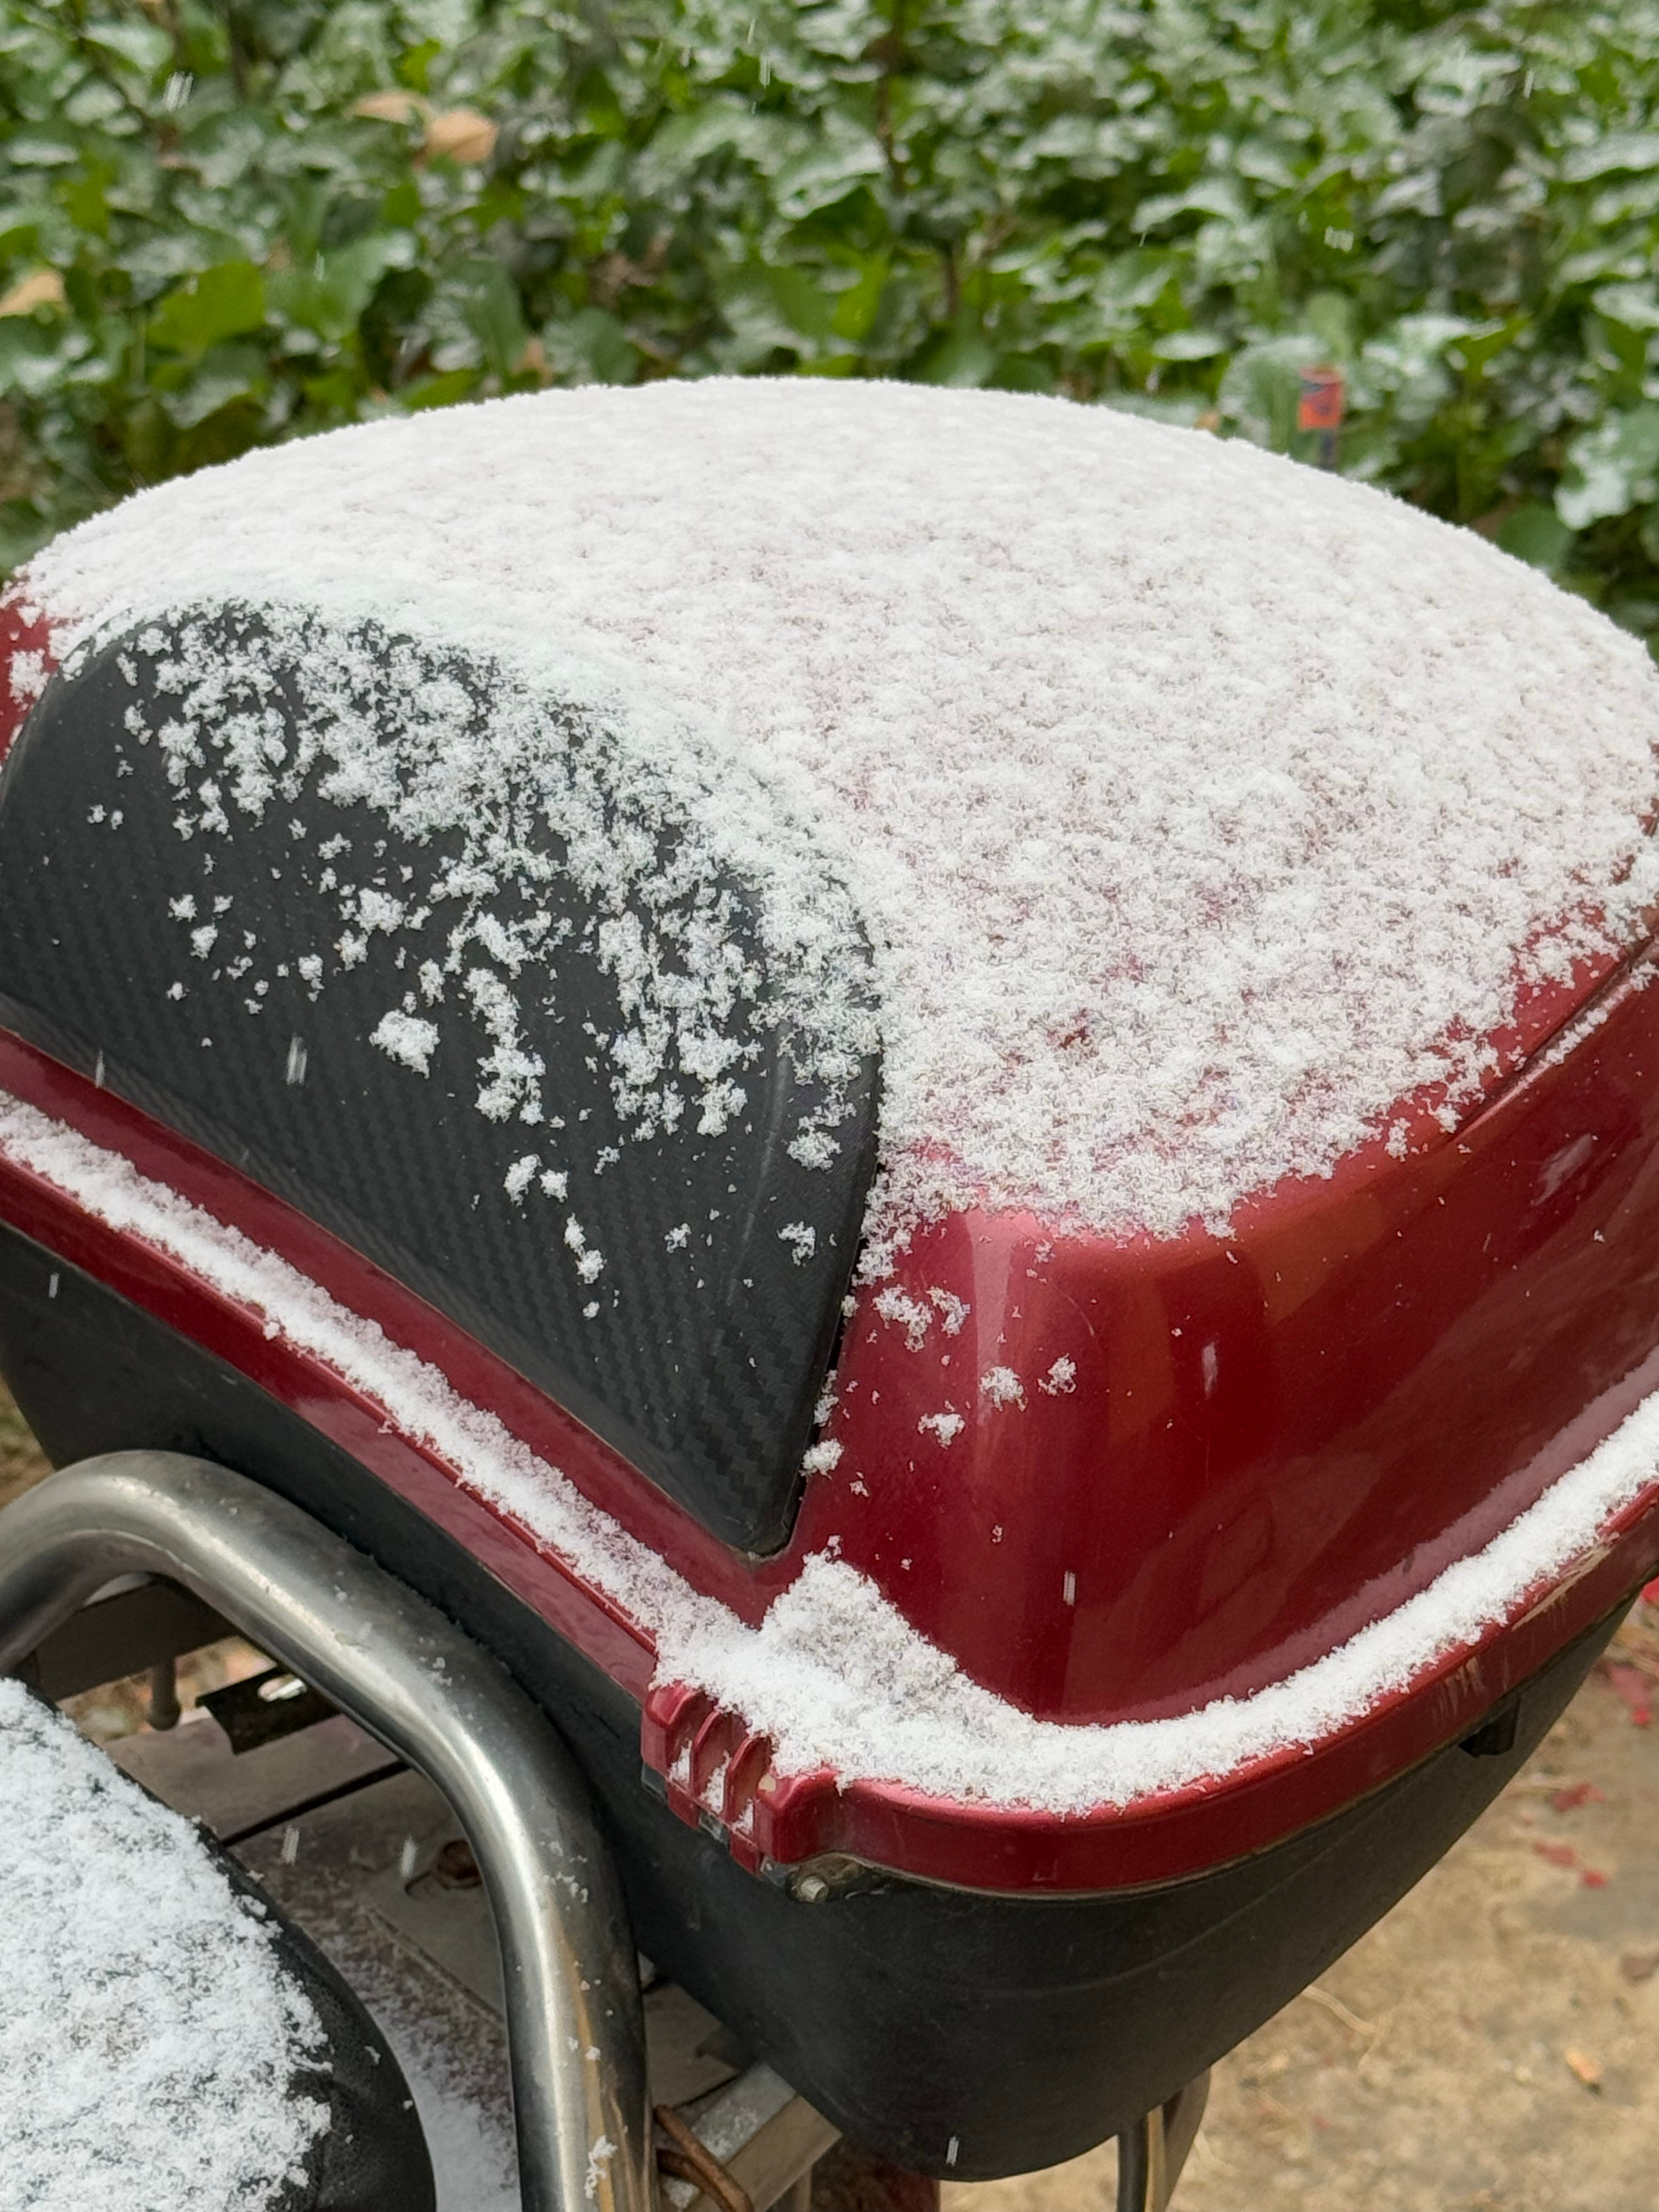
[0,1388,47,1513]
[945,1620,1659,2212]
[10,1400,1659,2210]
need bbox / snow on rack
[5,1090,1659,1818]
[18,380,1659,1261]
[0,1675,326,2211]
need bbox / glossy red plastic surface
[806,947,1659,1729]
[4,608,1659,1892]
[0,595,51,762]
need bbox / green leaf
[1496,503,1575,573]
[1101,393,1210,428]
[0,209,42,261]
[159,345,269,430]
[1558,407,1659,531]
[1150,329,1227,363]
[772,134,884,222]
[1353,314,1474,432]
[59,168,111,241]
[1305,292,1357,366]
[1133,177,1248,230]
[1447,318,1524,380]
[988,353,1057,394]
[269,236,413,342]
[82,19,172,77]
[398,368,478,412]
[913,328,996,388]
[718,261,838,363]
[0,319,91,399]
[830,258,887,345]
[1592,281,1659,332]
[543,306,638,385]
[1561,132,1659,183]
[450,257,529,383]
[5,134,78,170]
[645,99,769,176]
[149,262,267,356]
[397,38,443,93]
[0,498,58,573]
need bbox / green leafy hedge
[5,1,1659,640]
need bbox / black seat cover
[0,610,879,1550]
[224,1840,437,2212]
[2,1676,434,2210]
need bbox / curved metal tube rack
[0,1449,653,2212]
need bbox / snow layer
[371,1993,519,2212]
[0,1677,326,2211]
[5,1091,1657,1817]
[114,605,874,1209]
[19,381,1659,1252]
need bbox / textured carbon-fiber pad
[0,612,879,1551]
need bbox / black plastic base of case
[0,1220,1621,2180]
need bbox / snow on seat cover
[0,1675,433,2212]
[0,603,880,1552]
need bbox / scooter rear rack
[0,1451,1206,2212]
[0,1449,651,2212]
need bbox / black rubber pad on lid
[0,610,879,1552]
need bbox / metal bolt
[147,1656,180,1732]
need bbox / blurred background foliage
[3,1,1659,637]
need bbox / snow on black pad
[125,602,876,1196]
